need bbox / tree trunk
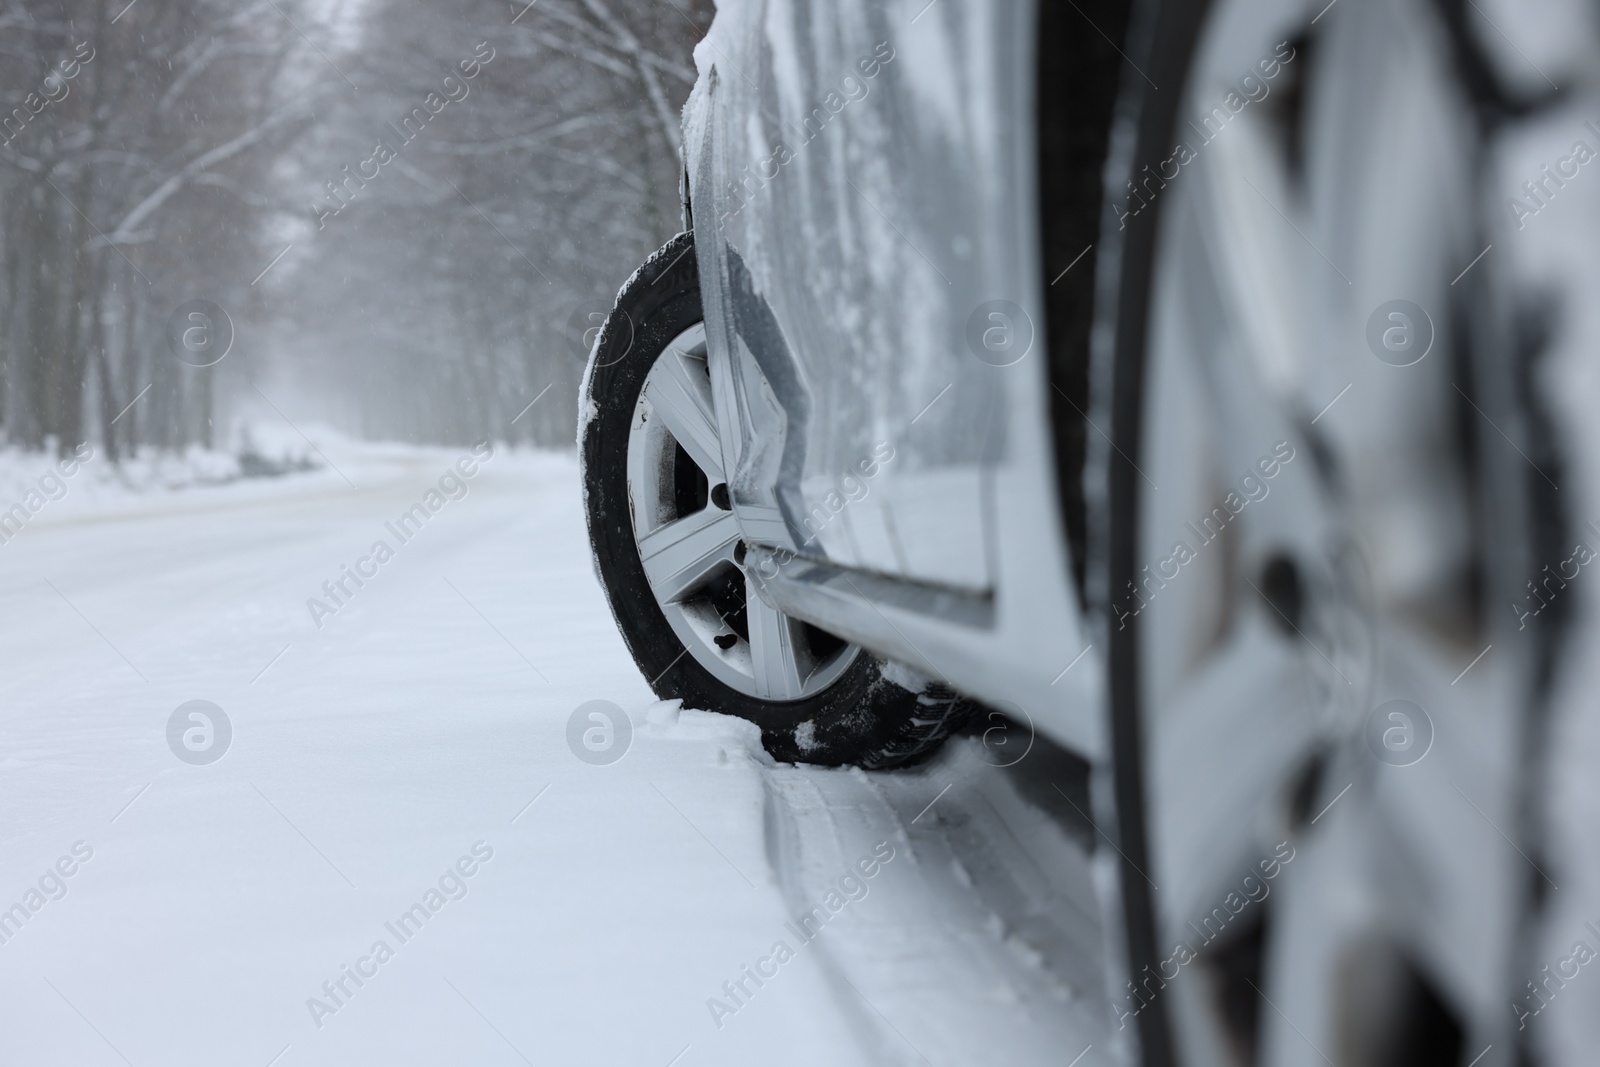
[91,263,120,463]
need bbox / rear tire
[580,232,972,768]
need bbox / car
[581,0,1572,1063]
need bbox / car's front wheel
[580,232,971,768]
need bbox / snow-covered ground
[0,434,1104,1066]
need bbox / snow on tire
[579,231,973,768]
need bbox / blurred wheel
[581,232,973,767]
[1085,1,1543,1064]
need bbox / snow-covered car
[582,0,1581,1063]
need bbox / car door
[688,0,1038,595]
[685,0,1100,759]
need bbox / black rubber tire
[579,231,973,769]
[1073,2,1211,1065]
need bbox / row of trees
[0,0,708,457]
[270,0,707,448]
[0,0,320,457]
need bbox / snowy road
[0,440,1109,1067]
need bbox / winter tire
[580,232,972,768]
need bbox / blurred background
[0,0,708,463]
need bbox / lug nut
[1257,554,1305,634]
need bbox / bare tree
[259,0,708,448]
[0,0,709,456]
[0,0,323,456]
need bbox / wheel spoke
[637,507,740,603]
[644,346,723,479]
[1150,624,1319,926]
[746,588,808,700]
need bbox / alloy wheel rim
[625,322,860,702]
[1119,1,1523,1060]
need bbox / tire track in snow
[757,737,1117,1066]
